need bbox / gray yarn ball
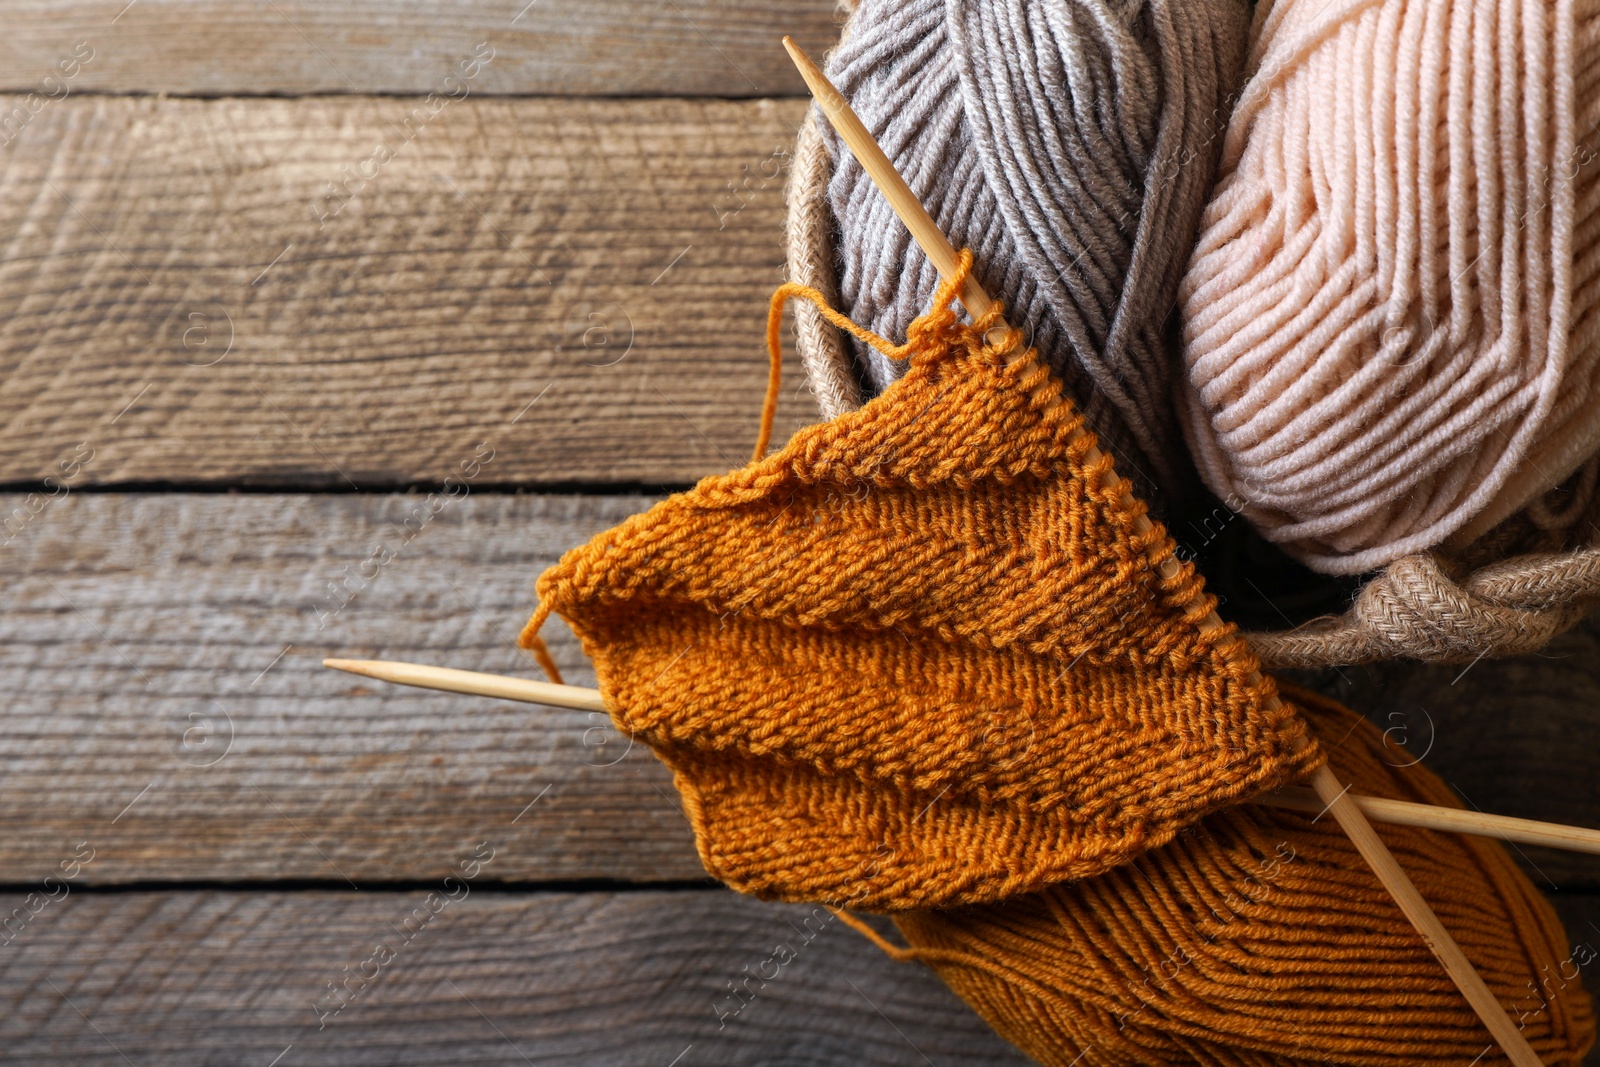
[820,0,1251,509]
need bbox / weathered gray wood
[0,0,840,97]
[0,94,820,489]
[0,883,1592,1065]
[0,491,706,883]
[0,887,1032,1066]
[6,491,1600,893]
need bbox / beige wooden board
[0,887,1033,1065]
[0,94,822,489]
[5,490,1600,892]
[0,0,840,97]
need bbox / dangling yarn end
[758,251,1022,462]
[516,601,565,685]
[828,907,920,962]
[753,284,789,462]
[759,277,921,464]
[831,906,1047,993]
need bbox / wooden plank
[0,491,706,883]
[0,886,1593,1067]
[0,888,1032,1066]
[7,490,1600,892]
[0,1,840,97]
[0,94,819,489]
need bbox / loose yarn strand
[757,278,926,461]
[758,258,1005,459]
[515,601,565,685]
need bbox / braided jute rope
[787,2,1600,670]
[1253,546,1600,669]
[788,83,860,421]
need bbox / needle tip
[781,36,806,65]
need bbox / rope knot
[1351,555,1551,661]
[1251,548,1600,668]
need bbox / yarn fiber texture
[521,260,1319,912]
[792,0,1600,667]
[886,685,1596,1066]
[813,0,1253,511]
[1178,0,1600,576]
[1248,455,1600,669]
[1254,543,1600,668]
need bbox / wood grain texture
[0,491,705,884]
[0,94,821,489]
[0,888,1033,1066]
[5,490,1600,892]
[0,886,1592,1066]
[0,0,840,97]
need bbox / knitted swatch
[881,685,1596,1065]
[522,257,1320,911]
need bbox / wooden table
[0,2,1595,1063]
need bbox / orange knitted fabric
[881,685,1595,1066]
[520,254,1320,911]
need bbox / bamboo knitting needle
[781,37,1543,1066]
[326,657,608,713]
[324,657,1600,858]
[1262,787,1600,856]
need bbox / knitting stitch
[522,256,1319,911]
[879,685,1596,1065]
